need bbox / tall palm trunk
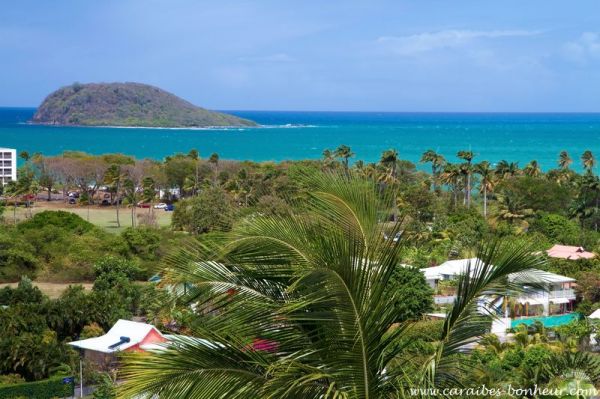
[453,185,458,208]
[466,172,471,208]
[483,185,487,218]
[115,182,121,228]
[594,194,598,231]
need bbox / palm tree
[582,150,596,174]
[334,145,354,175]
[3,180,22,224]
[558,151,572,170]
[523,160,542,177]
[457,150,474,207]
[321,149,337,171]
[495,160,520,181]
[440,163,462,207]
[379,149,400,220]
[209,153,220,186]
[493,190,533,231]
[380,149,399,180]
[571,173,600,231]
[420,150,446,192]
[142,176,157,220]
[123,178,140,227]
[120,173,543,399]
[507,162,520,178]
[104,164,125,227]
[474,161,495,218]
[188,149,201,196]
[352,160,366,177]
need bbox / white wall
[0,148,17,185]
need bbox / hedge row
[0,375,74,399]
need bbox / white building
[423,258,576,317]
[0,147,17,185]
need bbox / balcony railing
[434,295,456,305]
[549,289,575,299]
[433,290,574,306]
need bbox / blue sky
[1,0,600,111]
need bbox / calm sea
[2,108,600,171]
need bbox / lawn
[5,201,172,233]
[0,282,93,299]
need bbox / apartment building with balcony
[0,148,17,185]
[422,258,576,320]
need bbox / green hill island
[31,82,257,127]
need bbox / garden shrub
[17,211,94,235]
[0,375,74,399]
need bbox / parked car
[154,203,168,209]
[137,202,151,208]
[68,198,77,205]
[165,204,175,211]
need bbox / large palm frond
[120,172,544,399]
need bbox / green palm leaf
[120,171,544,399]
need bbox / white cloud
[377,29,539,56]
[562,32,600,63]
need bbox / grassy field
[0,282,93,299]
[5,201,172,233]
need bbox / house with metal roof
[546,244,595,260]
[68,319,168,368]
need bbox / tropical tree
[120,172,543,399]
[334,145,354,176]
[457,150,475,207]
[493,190,534,231]
[104,164,126,228]
[3,180,23,224]
[420,150,446,192]
[352,160,366,177]
[439,163,462,207]
[474,161,495,218]
[495,160,520,181]
[209,153,220,186]
[523,160,542,178]
[558,151,572,170]
[321,149,337,171]
[380,149,399,179]
[188,149,201,196]
[582,150,596,174]
[570,173,600,230]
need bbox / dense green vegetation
[0,259,162,383]
[0,211,171,282]
[3,146,600,396]
[32,82,257,127]
[120,173,600,398]
[0,375,74,399]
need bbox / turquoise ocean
[2,108,600,171]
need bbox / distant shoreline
[4,108,600,172]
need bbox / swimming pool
[511,313,581,329]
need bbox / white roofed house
[421,258,577,327]
[68,320,168,369]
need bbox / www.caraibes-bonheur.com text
[409,384,598,397]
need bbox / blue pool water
[511,313,581,328]
[2,108,600,171]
